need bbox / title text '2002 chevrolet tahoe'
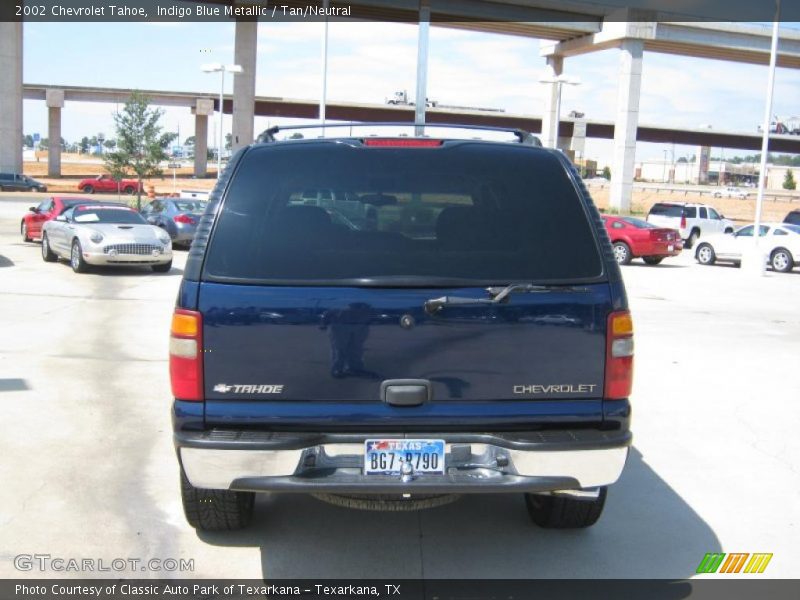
[170,124,633,531]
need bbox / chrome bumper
[83,250,172,265]
[178,431,630,494]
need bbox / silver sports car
[41,204,173,273]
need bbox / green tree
[184,136,195,146]
[225,132,232,151]
[104,92,173,210]
[602,166,611,180]
[288,132,304,140]
[24,134,34,147]
[80,137,90,153]
[783,169,796,191]
[103,139,116,150]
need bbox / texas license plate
[668,244,674,251]
[364,439,445,475]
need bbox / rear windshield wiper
[424,283,589,315]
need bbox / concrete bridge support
[47,89,64,177]
[0,23,23,174]
[540,55,563,149]
[232,21,257,151]
[609,38,644,212]
[193,99,214,178]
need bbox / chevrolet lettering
[513,384,598,395]
[170,122,634,531]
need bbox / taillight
[605,311,634,400]
[680,213,687,229]
[364,138,443,147]
[173,214,195,224]
[169,309,203,401]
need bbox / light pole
[201,62,242,178]
[663,149,668,183]
[539,75,580,149]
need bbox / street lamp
[538,74,581,149]
[201,62,242,178]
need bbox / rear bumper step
[177,430,631,493]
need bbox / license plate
[364,439,445,475]
[668,244,674,251]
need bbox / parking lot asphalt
[0,192,798,579]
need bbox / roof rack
[255,122,541,146]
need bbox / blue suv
[170,124,633,531]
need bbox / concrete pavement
[0,193,798,579]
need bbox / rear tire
[696,243,716,266]
[770,248,794,273]
[180,467,254,531]
[151,260,172,273]
[525,488,607,529]
[612,241,632,265]
[123,186,135,195]
[41,233,57,262]
[642,256,663,265]
[21,221,32,242]
[83,185,94,194]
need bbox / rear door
[198,142,613,427]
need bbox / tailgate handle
[381,379,431,407]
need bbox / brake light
[605,311,634,400]
[173,214,195,224]
[169,308,203,401]
[680,213,687,229]
[364,138,443,147]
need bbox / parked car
[646,202,734,249]
[0,172,47,192]
[712,186,748,199]
[21,196,101,242]
[171,124,633,532]
[784,209,800,227]
[141,198,207,248]
[77,174,142,195]
[41,204,172,273]
[695,223,800,272]
[601,214,682,265]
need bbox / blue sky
[22,21,800,163]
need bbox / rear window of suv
[649,204,684,218]
[203,142,603,284]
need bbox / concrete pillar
[232,20,257,151]
[0,23,23,174]
[46,89,65,177]
[193,99,214,178]
[540,55,563,149]
[609,39,644,212]
[414,2,431,136]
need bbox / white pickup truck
[647,202,735,249]
[712,187,748,199]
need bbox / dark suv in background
[785,210,800,227]
[170,124,634,532]
[0,173,47,192]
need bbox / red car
[601,214,683,265]
[21,196,101,242]
[78,174,142,195]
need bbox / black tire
[180,467,254,531]
[123,186,135,195]
[151,260,172,273]
[695,243,716,266]
[21,221,32,242]
[770,247,794,273]
[70,239,89,273]
[525,488,607,529]
[612,241,632,265]
[642,256,663,265]
[83,185,94,194]
[685,229,700,250]
[41,233,57,262]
